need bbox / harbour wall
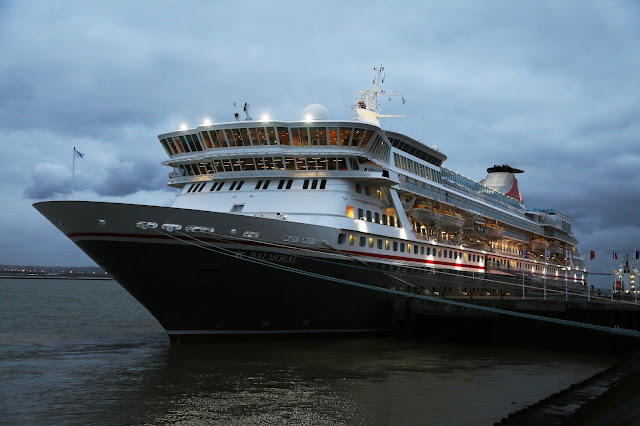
[392,297,640,352]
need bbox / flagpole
[72,147,76,200]
[565,266,568,302]
[611,248,614,303]
[522,250,525,300]
[543,262,547,301]
[588,249,591,302]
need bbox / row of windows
[389,137,444,167]
[441,168,523,210]
[175,156,357,177]
[337,232,485,263]
[161,126,380,155]
[394,153,442,183]
[161,134,204,155]
[355,184,383,199]
[349,206,398,227]
[302,179,327,190]
[486,256,566,275]
[185,179,328,193]
[367,135,391,163]
[187,182,207,193]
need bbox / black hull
[34,200,581,339]
[79,239,395,335]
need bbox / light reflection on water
[0,279,614,425]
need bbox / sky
[1,1,638,287]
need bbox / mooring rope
[150,227,640,338]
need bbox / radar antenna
[233,102,252,120]
[354,65,405,126]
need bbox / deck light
[179,123,188,131]
[261,114,270,122]
[305,114,313,122]
[203,118,212,126]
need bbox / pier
[392,295,640,350]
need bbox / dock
[392,295,640,351]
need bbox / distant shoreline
[0,275,114,281]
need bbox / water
[0,279,614,425]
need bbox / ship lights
[261,114,270,122]
[305,114,314,122]
[179,123,188,131]
[202,118,212,126]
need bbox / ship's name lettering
[248,252,297,263]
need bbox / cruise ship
[35,66,588,341]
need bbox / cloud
[23,163,70,199]
[1,0,639,268]
[23,157,173,199]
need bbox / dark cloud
[1,0,639,272]
[23,158,173,199]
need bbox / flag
[636,250,639,260]
[402,96,406,105]
[613,251,618,260]
[590,250,595,260]
[545,249,550,260]
[75,150,85,158]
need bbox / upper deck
[159,120,388,159]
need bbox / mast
[355,65,404,126]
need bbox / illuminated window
[369,238,375,248]
[385,240,390,250]
[346,206,355,218]
[360,130,374,149]
[339,127,353,145]
[349,235,356,246]
[328,128,338,145]
[266,127,277,145]
[277,127,290,145]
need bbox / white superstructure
[157,66,587,286]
